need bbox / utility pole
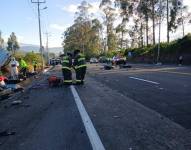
[31,0,46,70]
[45,32,51,65]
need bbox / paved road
[88,64,191,129]
[0,64,190,150]
[0,66,91,150]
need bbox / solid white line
[70,85,105,150]
[129,77,160,85]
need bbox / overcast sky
[0,0,190,48]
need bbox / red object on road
[0,76,8,82]
[48,75,62,87]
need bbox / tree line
[0,31,19,55]
[0,31,45,70]
[62,0,191,58]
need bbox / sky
[0,0,191,48]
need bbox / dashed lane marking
[70,85,105,150]
[129,77,160,85]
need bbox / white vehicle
[90,58,98,64]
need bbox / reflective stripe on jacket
[62,56,72,69]
[74,53,86,69]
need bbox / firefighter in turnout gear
[61,52,72,85]
[73,50,87,85]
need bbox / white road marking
[70,85,105,150]
[129,77,160,85]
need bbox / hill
[19,43,63,54]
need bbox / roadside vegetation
[62,0,191,64]
[125,33,191,64]
[0,31,45,72]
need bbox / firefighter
[73,50,87,85]
[61,52,72,85]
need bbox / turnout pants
[75,66,87,84]
[62,68,72,84]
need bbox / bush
[124,33,191,64]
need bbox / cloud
[62,4,79,13]
[17,35,24,43]
[88,2,100,14]
[61,1,101,14]
[49,24,69,31]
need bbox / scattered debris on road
[103,64,113,70]
[0,130,16,137]
[11,100,23,105]
[30,83,48,89]
[119,64,132,69]
[113,115,120,119]
[0,88,12,100]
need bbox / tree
[175,1,191,37]
[7,32,19,54]
[116,23,125,48]
[167,0,170,43]
[150,0,159,45]
[63,1,103,58]
[166,0,187,42]
[0,31,4,49]
[100,0,117,52]
[115,0,154,46]
[24,52,41,64]
[138,0,152,46]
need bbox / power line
[44,32,51,64]
[27,0,38,18]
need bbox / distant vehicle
[112,56,126,65]
[49,58,61,65]
[99,56,108,63]
[90,58,98,64]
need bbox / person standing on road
[178,55,183,66]
[73,50,87,85]
[32,60,37,72]
[9,57,19,80]
[19,58,28,78]
[61,52,73,85]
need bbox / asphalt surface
[0,64,191,150]
[0,66,91,150]
[88,64,191,129]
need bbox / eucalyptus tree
[173,0,191,37]
[0,31,4,49]
[63,1,103,57]
[166,0,188,42]
[115,19,128,48]
[138,0,153,46]
[100,0,118,52]
[7,32,19,55]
